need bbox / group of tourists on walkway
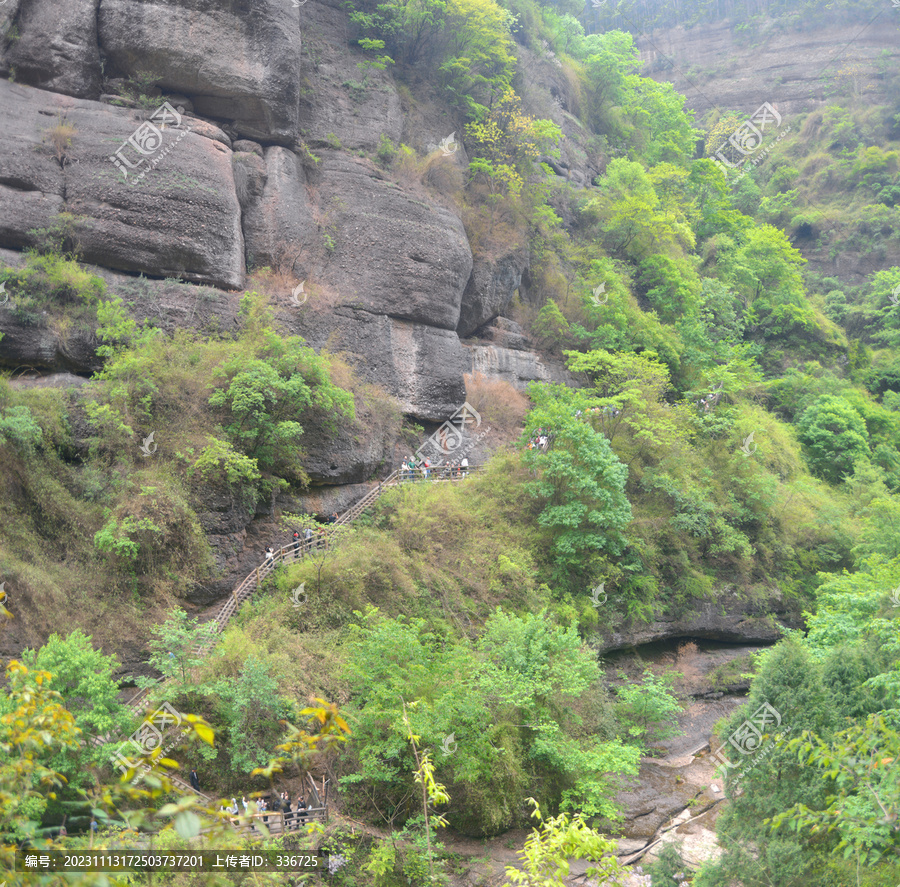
[265,516,344,565]
[222,791,311,827]
[401,456,469,480]
[261,451,477,566]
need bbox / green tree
[0,662,80,845]
[613,669,683,747]
[205,655,291,776]
[140,608,218,693]
[523,384,632,586]
[769,712,900,866]
[585,158,695,261]
[21,631,130,762]
[796,395,870,483]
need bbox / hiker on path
[265,546,275,566]
[460,456,469,477]
[242,796,250,815]
[292,531,301,553]
[189,768,200,791]
[423,458,430,479]
[305,526,313,544]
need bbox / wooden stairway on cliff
[110,466,477,806]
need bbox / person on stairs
[189,768,200,791]
[265,546,275,566]
[292,531,301,554]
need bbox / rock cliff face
[637,13,900,119]
[0,0,567,433]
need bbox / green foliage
[141,607,218,692]
[647,841,688,887]
[464,89,561,202]
[796,395,871,482]
[20,631,128,743]
[341,607,631,834]
[523,384,631,587]
[0,404,43,451]
[613,669,683,747]
[0,662,80,846]
[350,0,516,116]
[205,655,292,776]
[375,132,398,167]
[504,799,623,886]
[769,712,900,866]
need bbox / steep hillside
[0,0,898,886]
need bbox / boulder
[1,0,102,98]
[0,81,245,289]
[98,0,303,143]
[457,249,529,337]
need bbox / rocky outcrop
[466,342,573,389]
[0,310,99,375]
[291,306,470,420]
[308,153,473,330]
[457,249,529,337]
[0,81,245,288]
[593,586,804,654]
[98,0,303,143]
[240,145,316,272]
[2,0,102,99]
